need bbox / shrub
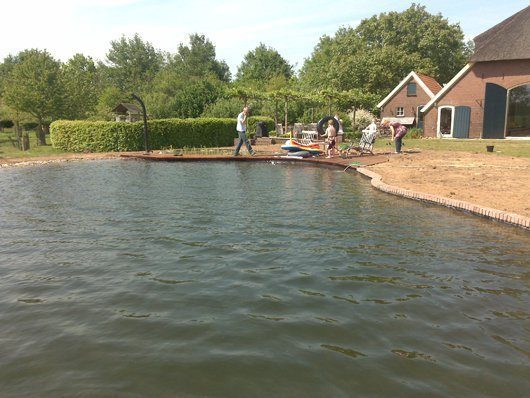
[51,116,275,152]
[50,118,240,152]
[247,116,275,135]
[351,109,375,132]
[22,122,39,130]
[0,120,14,129]
[344,131,363,141]
[407,127,423,139]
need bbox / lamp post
[131,93,149,154]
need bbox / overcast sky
[1,0,528,74]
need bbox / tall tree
[62,54,100,120]
[300,3,469,98]
[236,44,293,88]
[173,34,230,82]
[3,49,63,145]
[105,33,164,93]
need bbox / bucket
[486,145,494,152]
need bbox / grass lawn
[0,130,66,160]
[374,138,530,158]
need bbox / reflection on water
[0,160,529,397]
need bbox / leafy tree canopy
[299,3,471,97]
[105,33,164,93]
[236,44,293,88]
[173,33,231,82]
[3,49,63,123]
[61,54,101,120]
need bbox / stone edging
[356,167,530,230]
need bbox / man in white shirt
[234,106,255,156]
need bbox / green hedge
[50,116,274,152]
[247,116,275,136]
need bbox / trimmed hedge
[247,116,275,136]
[50,116,274,152]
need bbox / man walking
[234,106,255,156]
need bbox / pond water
[0,160,529,397]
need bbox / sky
[1,0,528,75]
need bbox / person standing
[388,121,407,153]
[234,106,255,156]
[321,119,337,158]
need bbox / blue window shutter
[407,83,417,96]
[453,106,470,138]
[483,83,507,138]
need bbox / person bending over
[387,121,407,154]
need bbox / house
[112,103,142,122]
[377,71,442,129]
[421,5,530,138]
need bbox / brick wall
[423,59,530,138]
[380,79,432,124]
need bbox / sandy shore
[2,147,529,219]
[368,149,530,219]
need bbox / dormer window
[407,83,417,96]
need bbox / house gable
[421,63,474,113]
[376,71,441,109]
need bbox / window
[407,83,417,96]
[396,107,404,117]
[506,83,530,137]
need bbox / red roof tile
[416,73,443,94]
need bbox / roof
[112,103,141,114]
[470,5,530,62]
[376,71,442,108]
[421,63,474,113]
[415,73,442,94]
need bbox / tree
[146,76,224,119]
[105,33,164,93]
[202,97,246,118]
[3,49,63,145]
[268,88,301,133]
[173,34,230,82]
[353,3,467,84]
[61,54,101,120]
[236,44,293,88]
[300,4,469,98]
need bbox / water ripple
[0,160,529,397]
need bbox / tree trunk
[15,120,22,149]
[284,97,288,134]
[274,99,278,127]
[22,132,30,151]
[37,120,46,146]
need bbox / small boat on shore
[281,139,323,155]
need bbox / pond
[0,160,529,397]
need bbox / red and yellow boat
[281,139,323,155]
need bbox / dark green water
[0,160,529,397]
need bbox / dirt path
[368,150,530,218]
